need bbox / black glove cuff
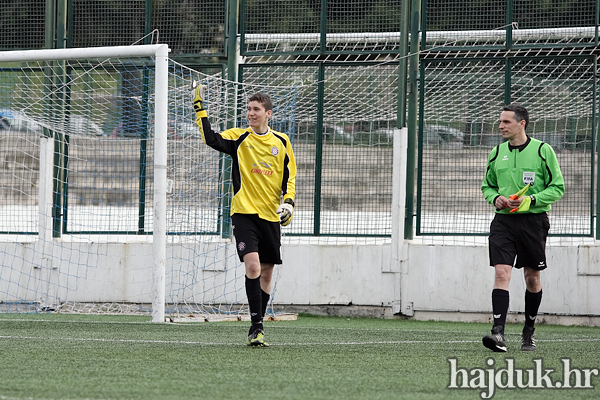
[284,198,295,207]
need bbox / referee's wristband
[529,195,536,206]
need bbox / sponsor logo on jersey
[251,168,274,176]
[251,161,274,176]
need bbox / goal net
[0,45,297,321]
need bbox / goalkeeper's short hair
[249,92,273,112]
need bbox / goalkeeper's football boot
[521,326,536,351]
[247,328,269,347]
[482,325,507,352]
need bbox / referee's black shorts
[231,213,282,264]
[488,212,550,270]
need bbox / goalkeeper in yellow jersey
[192,83,296,347]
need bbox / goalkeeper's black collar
[508,135,531,152]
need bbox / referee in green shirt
[481,104,565,352]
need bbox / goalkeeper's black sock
[261,289,271,319]
[491,288,510,333]
[245,275,263,332]
[524,289,542,328]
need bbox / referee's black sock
[524,289,542,328]
[491,288,510,333]
[261,289,270,320]
[245,275,263,333]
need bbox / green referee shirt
[482,136,565,214]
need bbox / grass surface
[0,313,599,399]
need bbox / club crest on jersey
[271,146,279,156]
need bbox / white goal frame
[0,44,170,322]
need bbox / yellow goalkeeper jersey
[196,115,296,222]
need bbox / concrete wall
[403,244,600,320]
[2,239,599,324]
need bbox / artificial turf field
[0,313,599,400]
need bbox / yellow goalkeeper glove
[276,199,294,226]
[191,81,207,117]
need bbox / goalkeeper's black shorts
[231,213,282,264]
[488,212,549,270]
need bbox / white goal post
[0,44,302,323]
[0,44,170,322]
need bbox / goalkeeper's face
[247,101,272,132]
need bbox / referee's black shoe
[483,325,507,352]
[521,326,536,351]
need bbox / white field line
[1,335,599,347]
[2,318,600,336]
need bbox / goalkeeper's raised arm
[190,83,297,348]
[191,82,234,154]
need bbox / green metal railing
[1,0,598,238]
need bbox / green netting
[1,0,598,240]
[241,0,403,55]
[424,0,598,50]
[0,0,45,50]
[325,0,402,53]
[240,62,397,236]
[425,0,507,32]
[152,0,226,56]
[512,0,598,46]
[71,0,226,55]
[241,0,320,55]
[423,0,507,50]
[510,57,595,235]
[513,1,597,30]
[418,59,505,236]
[72,0,146,47]
[418,56,595,236]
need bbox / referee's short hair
[249,93,273,112]
[503,104,529,129]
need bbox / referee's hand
[506,196,524,210]
[494,196,509,210]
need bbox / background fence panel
[0,0,46,50]
[418,55,596,236]
[1,0,598,238]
